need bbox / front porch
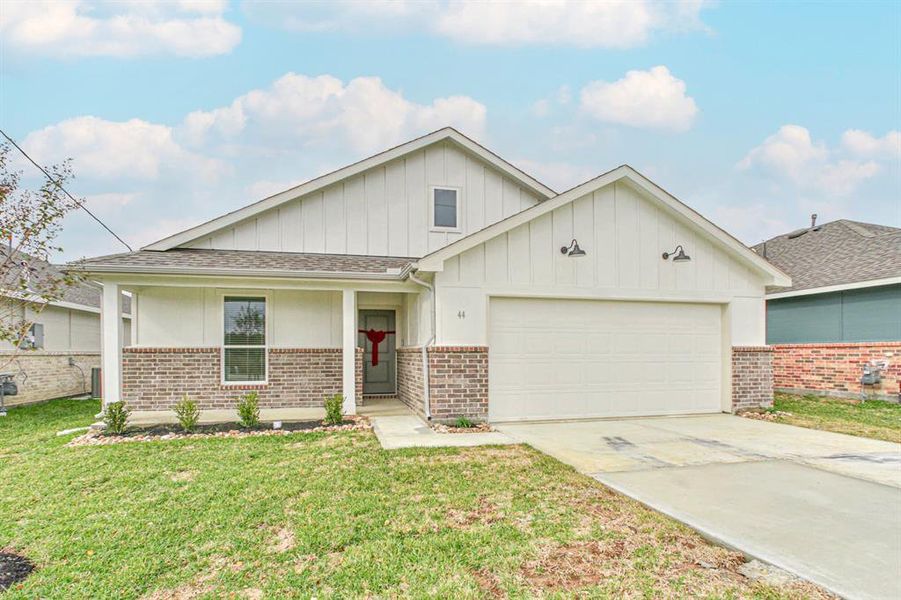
[98,273,429,418]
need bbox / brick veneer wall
[122,347,363,411]
[0,351,99,407]
[396,346,489,422]
[396,347,426,418]
[732,346,774,411]
[773,342,901,401]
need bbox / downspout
[408,270,435,420]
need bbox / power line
[0,128,133,252]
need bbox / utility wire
[0,128,133,252]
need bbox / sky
[1,0,899,261]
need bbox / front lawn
[0,400,826,598]
[772,393,901,443]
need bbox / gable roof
[73,249,414,280]
[751,219,901,296]
[416,165,792,287]
[143,127,556,252]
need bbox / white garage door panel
[489,298,722,421]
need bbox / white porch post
[342,288,357,415]
[100,282,123,409]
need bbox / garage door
[488,297,723,422]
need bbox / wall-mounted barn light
[662,245,691,262]
[560,239,586,257]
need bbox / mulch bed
[68,417,371,446]
[0,551,34,591]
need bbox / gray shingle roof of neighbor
[751,219,901,293]
[1,246,131,312]
[73,248,416,279]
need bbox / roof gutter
[70,264,413,281]
[407,269,434,421]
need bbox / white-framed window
[24,323,44,349]
[430,186,462,232]
[222,296,267,384]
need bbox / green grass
[0,400,823,599]
[772,393,901,443]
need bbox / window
[24,323,44,349]
[223,296,266,383]
[431,187,460,231]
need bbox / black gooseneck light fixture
[662,245,691,262]
[560,239,586,257]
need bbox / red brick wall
[773,342,901,400]
[122,347,363,411]
[396,347,426,418]
[732,346,774,411]
[428,346,488,422]
[395,346,489,422]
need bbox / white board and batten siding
[184,142,542,258]
[433,180,768,348]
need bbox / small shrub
[455,416,474,428]
[103,401,130,435]
[174,395,200,433]
[324,394,344,425]
[237,391,260,428]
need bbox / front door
[358,310,397,395]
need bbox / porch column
[100,282,123,408]
[342,289,357,415]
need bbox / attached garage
[488,297,724,422]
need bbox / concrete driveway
[496,415,901,600]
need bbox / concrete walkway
[371,414,516,449]
[497,415,901,600]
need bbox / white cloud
[579,66,698,132]
[23,116,226,182]
[244,0,713,48]
[180,73,487,154]
[738,125,883,195]
[841,129,901,159]
[0,0,241,58]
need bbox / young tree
[0,142,82,357]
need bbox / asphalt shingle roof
[752,220,901,293]
[1,246,130,312]
[73,249,415,279]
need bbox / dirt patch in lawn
[265,526,296,554]
[447,497,504,528]
[0,551,35,592]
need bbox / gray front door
[358,310,396,395]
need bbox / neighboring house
[0,249,132,406]
[752,219,901,400]
[75,128,789,422]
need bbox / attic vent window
[431,187,461,232]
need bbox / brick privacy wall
[732,346,775,412]
[396,347,426,418]
[122,347,363,411]
[0,351,99,407]
[395,346,489,421]
[773,342,901,400]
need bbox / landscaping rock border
[68,417,371,446]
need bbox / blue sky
[2,0,899,260]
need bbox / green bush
[455,416,474,428]
[174,395,200,433]
[236,391,260,428]
[324,394,344,425]
[103,401,130,435]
